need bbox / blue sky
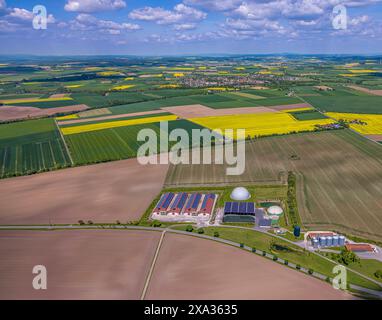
[1,0,382,55]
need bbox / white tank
[326,236,333,247]
[267,206,283,216]
[230,187,251,201]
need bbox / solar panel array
[224,202,256,216]
[201,194,216,210]
[156,192,175,210]
[171,192,188,210]
[185,193,202,211]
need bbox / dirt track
[0,158,169,225]
[366,134,382,142]
[145,233,354,300]
[0,230,160,300]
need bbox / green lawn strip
[290,110,328,120]
[321,252,382,284]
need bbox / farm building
[152,192,217,219]
[168,192,188,216]
[153,193,175,215]
[199,194,217,216]
[345,244,375,253]
[183,193,202,216]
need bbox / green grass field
[304,95,382,114]
[291,110,328,120]
[0,119,71,177]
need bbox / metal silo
[326,236,333,247]
[332,235,339,247]
[320,236,327,247]
[312,238,319,249]
[339,236,345,246]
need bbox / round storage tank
[311,237,319,248]
[326,236,333,247]
[267,206,283,216]
[332,236,339,247]
[230,187,251,201]
[320,236,327,247]
[339,236,345,246]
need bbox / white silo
[339,236,345,246]
[332,235,339,247]
[327,236,333,247]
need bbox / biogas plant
[150,187,286,228]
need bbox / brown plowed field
[0,104,89,122]
[161,104,277,119]
[145,233,354,300]
[0,157,169,225]
[0,230,160,300]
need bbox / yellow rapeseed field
[97,71,124,76]
[339,74,359,77]
[191,113,335,140]
[56,114,79,120]
[61,115,178,135]
[0,96,73,104]
[280,107,315,113]
[326,112,382,134]
[349,69,377,73]
[111,84,135,91]
[65,84,83,88]
[159,84,180,88]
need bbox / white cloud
[65,0,126,13]
[71,13,140,34]
[0,0,6,11]
[129,4,207,25]
[173,23,197,30]
[7,8,56,23]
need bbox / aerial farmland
[1,54,382,302]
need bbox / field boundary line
[140,230,166,300]
[54,119,74,166]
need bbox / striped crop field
[64,119,207,165]
[0,119,71,178]
[190,113,335,139]
[326,112,382,134]
[227,91,265,100]
[60,114,178,135]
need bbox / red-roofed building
[345,244,375,253]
